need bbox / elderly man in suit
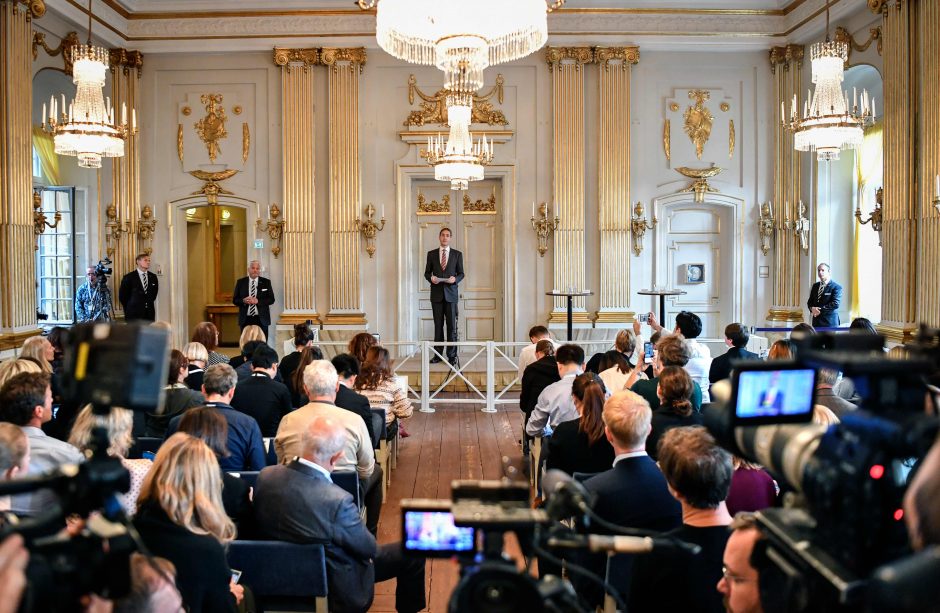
[807,262,843,328]
[424,227,464,366]
[118,253,158,322]
[254,415,426,613]
[233,260,275,341]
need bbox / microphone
[547,534,702,556]
[541,469,594,521]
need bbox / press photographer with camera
[75,260,114,323]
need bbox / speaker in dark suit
[233,261,275,340]
[423,227,464,363]
[807,263,843,328]
[118,253,158,322]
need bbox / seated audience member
[588,328,641,376]
[146,349,204,437]
[814,368,857,419]
[229,325,266,369]
[649,310,713,403]
[631,335,703,413]
[717,513,766,613]
[726,456,777,517]
[526,344,585,438]
[790,322,816,339]
[766,339,794,360]
[177,407,252,531]
[166,364,266,472]
[628,426,734,613]
[183,342,209,391]
[234,340,268,381]
[332,353,378,449]
[0,424,30,511]
[598,331,648,393]
[69,404,151,516]
[112,553,184,613]
[545,373,614,476]
[0,359,40,388]
[276,360,382,534]
[520,340,560,428]
[149,320,173,332]
[192,321,228,367]
[355,346,413,438]
[134,433,242,612]
[278,322,317,389]
[348,331,378,365]
[812,404,840,427]
[230,345,293,437]
[709,323,759,385]
[20,336,54,375]
[0,372,83,517]
[255,416,426,613]
[289,345,324,408]
[849,316,879,336]
[904,434,940,550]
[647,366,704,459]
[518,325,555,380]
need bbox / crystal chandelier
[782,7,874,161]
[41,0,136,168]
[426,94,494,191]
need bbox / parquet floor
[369,396,527,612]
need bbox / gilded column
[595,47,639,324]
[766,45,805,324]
[274,48,320,324]
[546,47,592,324]
[323,48,367,326]
[877,1,917,341]
[916,1,940,328]
[0,0,45,347]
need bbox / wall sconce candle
[530,202,559,257]
[256,203,286,257]
[354,203,386,258]
[630,201,657,256]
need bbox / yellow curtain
[852,123,883,316]
[31,126,60,186]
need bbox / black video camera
[94,258,112,284]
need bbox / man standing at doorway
[424,227,464,366]
[119,253,159,322]
[807,262,842,328]
[233,260,275,341]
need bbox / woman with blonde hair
[134,433,241,611]
[355,345,413,437]
[229,325,266,369]
[598,330,647,392]
[0,359,41,389]
[184,341,209,392]
[69,405,151,516]
[20,336,54,374]
[191,321,228,367]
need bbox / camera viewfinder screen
[403,510,475,554]
[735,368,815,421]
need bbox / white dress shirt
[525,372,580,438]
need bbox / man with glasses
[717,513,765,613]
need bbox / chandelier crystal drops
[427,94,494,191]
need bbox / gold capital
[594,46,640,70]
[321,47,367,72]
[109,48,144,77]
[769,44,804,73]
[273,47,320,69]
[545,46,594,71]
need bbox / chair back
[572,471,600,483]
[227,540,328,606]
[370,409,386,448]
[128,436,163,459]
[331,471,361,509]
[229,470,260,489]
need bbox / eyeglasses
[721,566,755,585]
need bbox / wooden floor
[369,397,526,612]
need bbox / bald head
[301,416,347,468]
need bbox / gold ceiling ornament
[663,119,671,161]
[769,44,804,74]
[758,202,775,256]
[669,102,679,112]
[188,169,239,206]
[137,204,157,256]
[320,47,367,72]
[242,123,250,163]
[683,90,713,160]
[404,74,508,127]
[177,124,183,162]
[834,25,883,61]
[720,102,730,112]
[108,48,144,77]
[630,201,657,257]
[195,93,227,163]
[32,189,61,250]
[594,46,640,70]
[546,46,594,71]
[729,119,735,159]
[675,165,722,203]
[416,192,450,215]
[32,31,80,74]
[462,188,497,215]
[273,47,320,71]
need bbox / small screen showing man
[734,369,815,419]
[403,510,475,553]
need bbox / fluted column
[546,47,592,325]
[0,0,44,346]
[766,45,805,323]
[274,48,320,324]
[323,48,367,326]
[595,47,639,324]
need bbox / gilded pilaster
[595,47,639,324]
[766,45,805,323]
[324,48,366,326]
[916,0,940,328]
[547,47,592,324]
[274,47,320,324]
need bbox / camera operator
[717,513,765,613]
[75,263,113,323]
[904,434,940,551]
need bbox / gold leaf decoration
[194,93,227,163]
[462,190,497,215]
[729,119,735,159]
[663,119,671,161]
[404,74,508,127]
[242,123,250,163]
[416,192,450,215]
[683,90,713,160]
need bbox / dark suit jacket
[808,280,843,327]
[254,461,376,613]
[336,384,378,449]
[232,275,275,327]
[230,372,294,437]
[520,356,560,417]
[708,346,759,385]
[118,269,158,321]
[424,247,464,303]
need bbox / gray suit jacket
[254,460,376,612]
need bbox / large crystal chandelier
[41,0,135,168]
[426,94,494,190]
[782,6,874,161]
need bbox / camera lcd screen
[402,509,475,557]
[733,366,816,424]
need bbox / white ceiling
[110,0,792,11]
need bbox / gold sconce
[855,187,883,246]
[631,201,657,257]
[137,204,157,256]
[530,202,559,258]
[354,203,386,258]
[105,203,130,259]
[256,203,286,258]
[758,201,775,256]
[32,189,61,250]
[933,175,940,215]
[783,201,810,255]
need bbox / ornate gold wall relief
[177,124,183,162]
[195,94,227,163]
[729,119,735,158]
[769,44,805,73]
[404,74,508,126]
[545,46,594,71]
[663,119,671,161]
[109,48,144,77]
[462,190,497,215]
[321,47,367,72]
[594,46,640,70]
[417,192,450,215]
[32,31,79,74]
[273,47,320,70]
[684,90,713,160]
[835,25,884,60]
[242,123,250,163]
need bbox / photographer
[75,264,113,323]
[717,513,765,613]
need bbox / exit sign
[254,239,264,249]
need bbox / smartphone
[142,451,156,461]
[636,312,650,323]
[643,341,654,363]
[231,569,242,584]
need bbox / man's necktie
[248,280,258,316]
[440,249,447,271]
[817,282,826,302]
[141,272,148,293]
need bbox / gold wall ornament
[769,44,805,74]
[194,93,227,163]
[232,105,242,115]
[104,203,130,260]
[256,204,286,258]
[669,102,679,112]
[177,124,183,162]
[353,203,385,258]
[729,119,735,159]
[594,46,640,70]
[32,189,61,250]
[136,204,157,256]
[242,122,250,163]
[188,169,239,206]
[683,90,713,160]
[758,202,775,256]
[720,102,730,112]
[834,25,883,61]
[856,186,884,246]
[545,46,594,71]
[786,201,810,254]
[531,202,560,258]
[462,188,497,215]
[32,31,79,74]
[416,192,451,215]
[181,106,191,116]
[108,48,144,77]
[867,0,888,15]
[630,201,657,257]
[675,165,722,203]
[273,47,320,70]
[320,47,367,72]
[663,119,671,161]
[404,74,508,127]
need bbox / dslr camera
[93,258,112,285]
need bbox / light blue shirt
[298,457,333,482]
[526,372,580,438]
[11,426,84,516]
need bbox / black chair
[230,470,260,490]
[227,540,328,612]
[331,471,361,510]
[572,471,600,483]
[370,410,386,450]
[127,436,163,459]
[371,409,390,497]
